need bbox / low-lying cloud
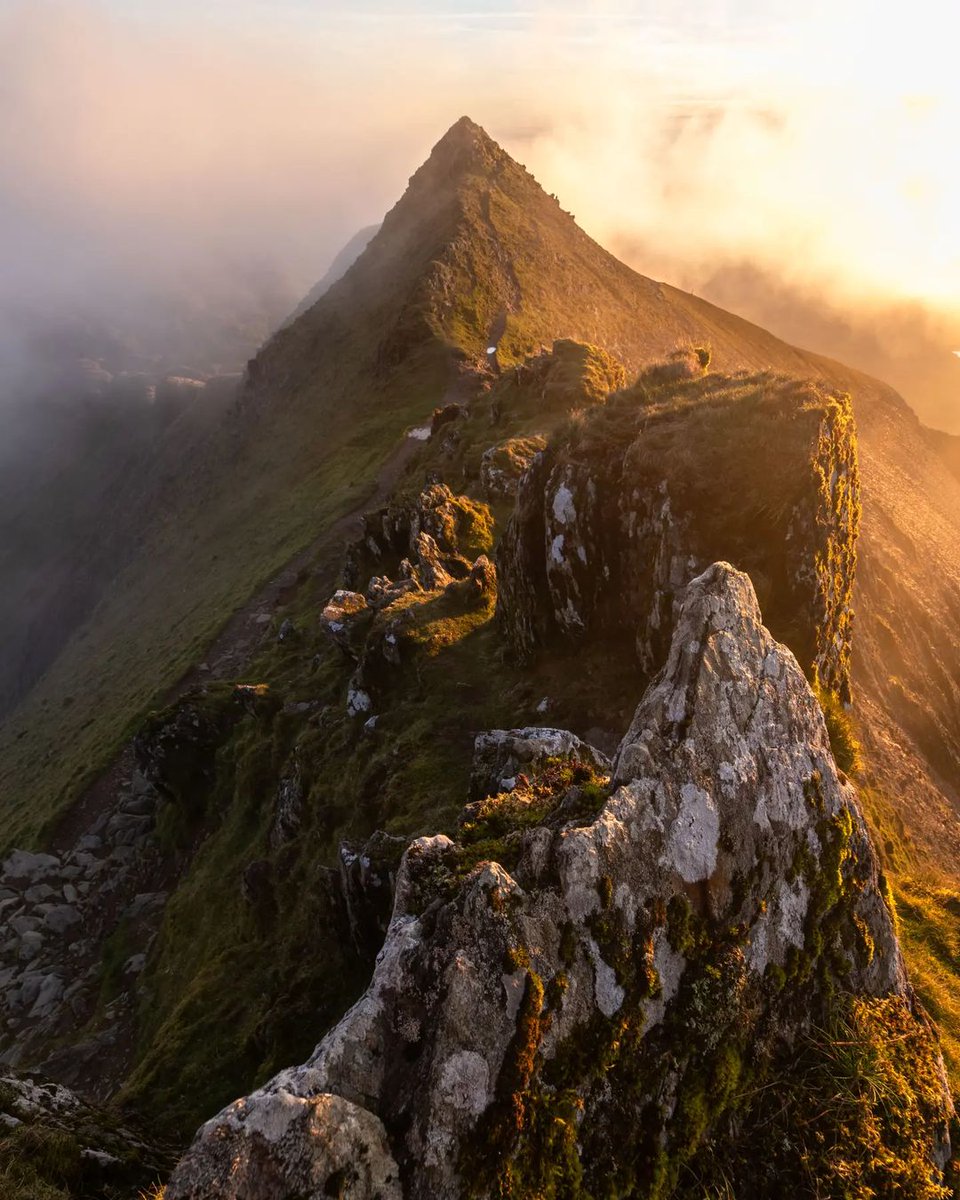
[2,0,959,427]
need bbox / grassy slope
[2,117,960,1115]
[0,353,447,848]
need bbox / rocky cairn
[166,564,951,1199]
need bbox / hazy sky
[2,0,960,406]
[5,0,956,299]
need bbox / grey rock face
[497,376,859,701]
[166,564,948,1198]
[343,483,482,596]
[469,727,612,802]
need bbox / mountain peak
[433,114,498,154]
[417,114,506,183]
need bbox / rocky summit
[2,117,960,1198]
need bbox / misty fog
[1,1,959,432]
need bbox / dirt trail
[173,432,425,693]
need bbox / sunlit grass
[856,785,960,1088]
[892,876,960,1084]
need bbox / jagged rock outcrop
[166,564,949,1199]
[329,484,496,717]
[341,552,496,720]
[343,483,492,597]
[497,371,860,701]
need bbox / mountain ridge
[2,119,960,1194]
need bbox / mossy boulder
[479,436,546,500]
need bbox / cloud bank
[1,0,959,425]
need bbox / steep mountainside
[283,223,380,327]
[0,383,238,723]
[3,117,960,1195]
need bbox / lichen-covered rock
[497,371,860,702]
[542,459,608,638]
[469,727,611,802]
[494,448,553,658]
[346,677,373,718]
[166,1092,401,1200]
[167,564,949,1199]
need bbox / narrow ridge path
[48,348,496,851]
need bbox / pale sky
[3,0,960,315]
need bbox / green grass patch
[814,683,863,775]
